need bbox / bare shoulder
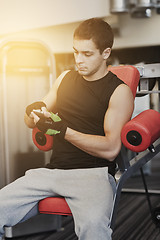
[107,83,134,124]
[114,83,133,97]
[54,70,71,89]
[110,83,134,107]
[58,70,70,80]
[42,70,70,110]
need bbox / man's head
[73,18,114,81]
[74,18,114,54]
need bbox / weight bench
[4,65,160,238]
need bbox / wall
[0,0,110,35]
[0,22,80,54]
[114,11,160,49]
[1,11,160,54]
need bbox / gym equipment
[4,65,160,238]
[32,112,65,151]
[0,39,56,186]
[136,63,160,95]
[152,207,160,227]
[39,197,72,216]
[121,109,160,152]
[32,127,53,152]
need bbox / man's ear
[103,48,111,60]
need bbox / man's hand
[32,110,67,139]
[26,101,47,118]
[24,101,49,129]
[31,108,51,124]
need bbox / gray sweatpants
[0,167,116,240]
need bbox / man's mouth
[78,66,86,71]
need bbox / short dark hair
[74,18,114,54]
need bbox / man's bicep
[104,84,134,138]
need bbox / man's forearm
[65,127,121,161]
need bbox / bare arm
[65,84,134,161]
[42,70,70,112]
[24,70,70,128]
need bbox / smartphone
[33,109,45,118]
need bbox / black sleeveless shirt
[46,70,124,176]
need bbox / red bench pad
[121,109,160,152]
[32,127,53,151]
[39,197,72,216]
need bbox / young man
[0,18,134,239]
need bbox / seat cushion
[38,197,72,216]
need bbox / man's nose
[75,53,83,63]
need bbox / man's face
[73,38,107,80]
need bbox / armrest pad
[121,109,160,152]
[32,127,53,151]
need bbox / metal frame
[110,138,160,229]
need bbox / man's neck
[83,68,109,81]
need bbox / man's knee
[75,211,112,239]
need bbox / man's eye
[85,53,92,57]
